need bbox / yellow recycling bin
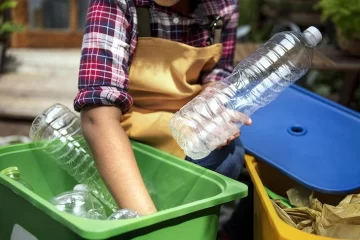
[245,155,353,240]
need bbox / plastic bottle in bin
[1,166,33,191]
[29,103,118,212]
[50,190,107,220]
[169,26,322,160]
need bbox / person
[74,0,251,217]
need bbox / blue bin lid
[241,85,360,193]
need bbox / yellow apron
[120,9,223,159]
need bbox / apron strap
[136,7,151,37]
[209,16,223,45]
[135,6,223,44]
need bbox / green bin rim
[0,141,248,239]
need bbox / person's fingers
[228,135,236,142]
[233,131,240,138]
[216,140,227,149]
[244,118,252,126]
[214,109,251,149]
[225,108,251,126]
[217,132,241,149]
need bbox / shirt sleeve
[73,0,136,114]
[199,4,239,84]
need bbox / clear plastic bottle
[108,209,141,220]
[1,166,33,191]
[50,190,107,220]
[29,103,118,212]
[169,26,322,160]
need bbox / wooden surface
[11,31,83,48]
[317,47,360,71]
[70,0,79,31]
[0,73,78,120]
[11,0,27,26]
[10,0,83,48]
[235,43,337,70]
[0,119,31,137]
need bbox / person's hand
[200,81,253,149]
[216,117,252,149]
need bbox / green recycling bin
[0,141,247,240]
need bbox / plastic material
[50,190,107,220]
[245,155,349,240]
[0,141,247,240]
[1,166,33,191]
[241,85,360,193]
[304,26,322,46]
[108,209,141,220]
[29,103,118,212]
[169,26,322,160]
[73,184,89,192]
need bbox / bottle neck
[5,172,20,180]
[1,167,21,180]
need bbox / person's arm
[74,0,156,215]
[81,106,156,215]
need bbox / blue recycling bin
[241,85,360,193]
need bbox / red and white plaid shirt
[74,0,239,114]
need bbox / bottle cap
[1,166,19,176]
[73,184,89,192]
[304,26,322,46]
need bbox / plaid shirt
[74,0,239,113]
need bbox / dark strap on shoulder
[135,6,223,44]
[136,7,151,37]
[209,16,223,44]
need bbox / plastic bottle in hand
[1,167,33,191]
[169,26,322,160]
[29,103,118,212]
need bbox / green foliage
[0,0,17,11]
[0,0,23,37]
[238,0,269,42]
[315,0,360,40]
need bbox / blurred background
[0,0,359,142]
